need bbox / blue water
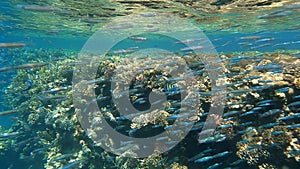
[1,0,300,168]
[1,30,299,53]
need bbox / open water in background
[0,0,300,168]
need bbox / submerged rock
[1,49,300,168]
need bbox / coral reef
[1,49,300,168]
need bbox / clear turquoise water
[1,0,300,169]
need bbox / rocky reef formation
[1,49,300,168]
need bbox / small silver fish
[0,62,48,73]
[258,122,280,130]
[51,153,73,161]
[288,101,300,108]
[108,23,133,30]
[38,95,68,101]
[156,136,169,141]
[207,163,223,169]
[79,18,105,24]
[0,42,26,48]
[194,151,231,163]
[0,109,19,116]
[176,38,204,44]
[259,109,281,118]
[188,148,214,162]
[215,40,231,48]
[15,137,38,146]
[255,38,275,43]
[258,11,292,19]
[140,12,158,17]
[239,36,261,40]
[278,113,300,121]
[250,43,271,50]
[17,5,56,12]
[129,36,147,41]
[239,121,254,128]
[111,49,135,55]
[59,160,83,169]
[238,42,253,47]
[144,27,160,32]
[30,147,48,156]
[180,45,204,52]
[286,124,300,129]
[194,155,213,163]
[223,110,240,118]
[0,131,21,138]
[43,86,68,93]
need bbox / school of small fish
[0,0,299,169]
[0,46,299,168]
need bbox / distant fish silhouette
[0,62,48,73]
[0,42,26,48]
